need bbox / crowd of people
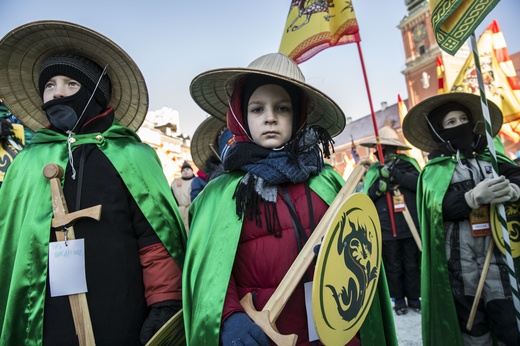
[0,19,519,346]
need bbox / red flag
[279,0,360,64]
[436,56,446,94]
[451,20,520,143]
[398,94,425,167]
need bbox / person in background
[353,157,373,192]
[190,116,234,184]
[361,126,422,316]
[183,52,397,346]
[171,160,206,232]
[0,99,35,143]
[403,93,520,346]
[0,20,185,345]
[189,166,207,201]
[0,100,35,187]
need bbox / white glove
[509,183,520,202]
[464,176,512,209]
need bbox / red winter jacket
[222,181,361,345]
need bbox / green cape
[362,154,421,194]
[0,121,186,345]
[183,165,397,345]
[418,150,518,346]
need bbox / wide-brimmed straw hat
[189,53,346,137]
[402,93,502,152]
[0,20,148,132]
[360,125,411,150]
[191,116,228,173]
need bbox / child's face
[441,110,469,129]
[42,75,81,103]
[246,84,293,149]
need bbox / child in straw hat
[0,21,186,345]
[190,116,234,183]
[183,52,397,345]
[361,125,422,317]
[403,93,520,345]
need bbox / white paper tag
[48,239,88,297]
[304,281,319,342]
[472,222,490,230]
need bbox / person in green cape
[190,115,234,183]
[0,21,186,345]
[0,99,35,187]
[183,52,397,346]
[402,93,520,345]
[361,125,422,316]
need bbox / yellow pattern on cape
[0,124,25,182]
[430,0,499,55]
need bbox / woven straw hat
[0,20,148,132]
[189,53,346,137]
[402,93,502,152]
[191,116,228,173]
[360,125,411,150]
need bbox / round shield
[312,193,381,345]
[491,202,520,258]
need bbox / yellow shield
[0,123,25,182]
[491,202,520,258]
[312,193,381,345]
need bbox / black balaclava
[375,145,398,162]
[39,54,111,133]
[427,101,481,157]
[240,75,304,141]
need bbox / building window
[419,45,426,55]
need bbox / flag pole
[355,41,397,236]
[469,32,520,330]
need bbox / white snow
[394,308,422,345]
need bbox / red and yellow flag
[398,94,425,167]
[436,55,447,94]
[430,0,499,55]
[279,0,359,64]
[451,20,520,143]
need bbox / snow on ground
[393,308,422,346]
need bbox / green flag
[430,0,499,55]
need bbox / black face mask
[43,104,78,132]
[42,87,89,132]
[42,87,103,133]
[375,146,398,163]
[437,123,475,156]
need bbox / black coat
[43,112,161,346]
[368,158,420,241]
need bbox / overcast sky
[1,0,518,137]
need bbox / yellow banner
[450,23,520,124]
[0,123,25,182]
[279,0,359,64]
[430,0,499,55]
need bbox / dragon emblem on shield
[492,201,520,258]
[312,193,381,344]
[326,213,378,322]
